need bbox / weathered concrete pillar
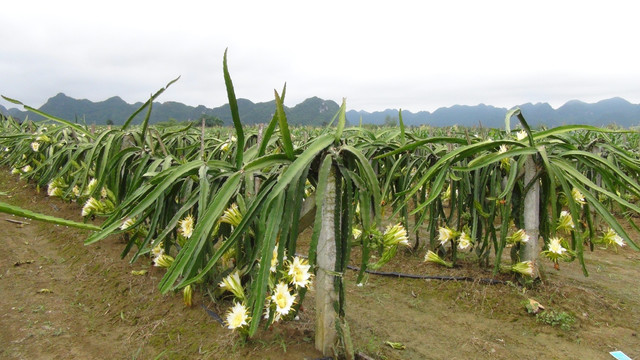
[521,155,541,278]
[315,166,338,355]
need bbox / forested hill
[2,93,640,128]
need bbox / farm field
[1,170,638,360]
[2,62,640,360]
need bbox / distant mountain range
[2,93,640,128]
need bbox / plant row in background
[1,54,638,352]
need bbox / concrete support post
[315,166,338,355]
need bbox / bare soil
[1,171,638,359]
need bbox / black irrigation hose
[345,264,507,285]
[294,252,507,285]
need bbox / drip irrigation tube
[345,264,506,285]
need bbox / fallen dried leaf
[385,341,406,350]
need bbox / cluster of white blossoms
[436,226,474,251]
[369,223,411,270]
[219,254,314,331]
[78,178,117,217]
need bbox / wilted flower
[287,256,312,289]
[47,186,63,197]
[151,242,164,258]
[437,226,456,246]
[220,136,237,152]
[47,178,66,197]
[508,229,530,244]
[219,203,242,227]
[510,261,534,277]
[72,185,81,198]
[178,214,195,239]
[81,197,102,217]
[120,217,136,231]
[219,271,245,301]
[11,167,20,175]
[498,145,512,170]
[458,232,473,250]
[571,188,586,206]
[599,228,625,248]
[225,302,250,330]
[100,187,108,199]
[270,246,283,273]
[183,284,193,307]
[441,184,452,201]
[556,211,575,232]
[83,178,98,196]
[263,298,275,321]
[153,254,174,268]
[352,227,362,240]
[271,282,296,316]
[36,134,50,143]
[304,179,314,197]
[383,223,409,247]
[30,142,40,152]
[424,250,453,268]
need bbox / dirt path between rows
[0,173,321,359]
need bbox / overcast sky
[2,0,640,113]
